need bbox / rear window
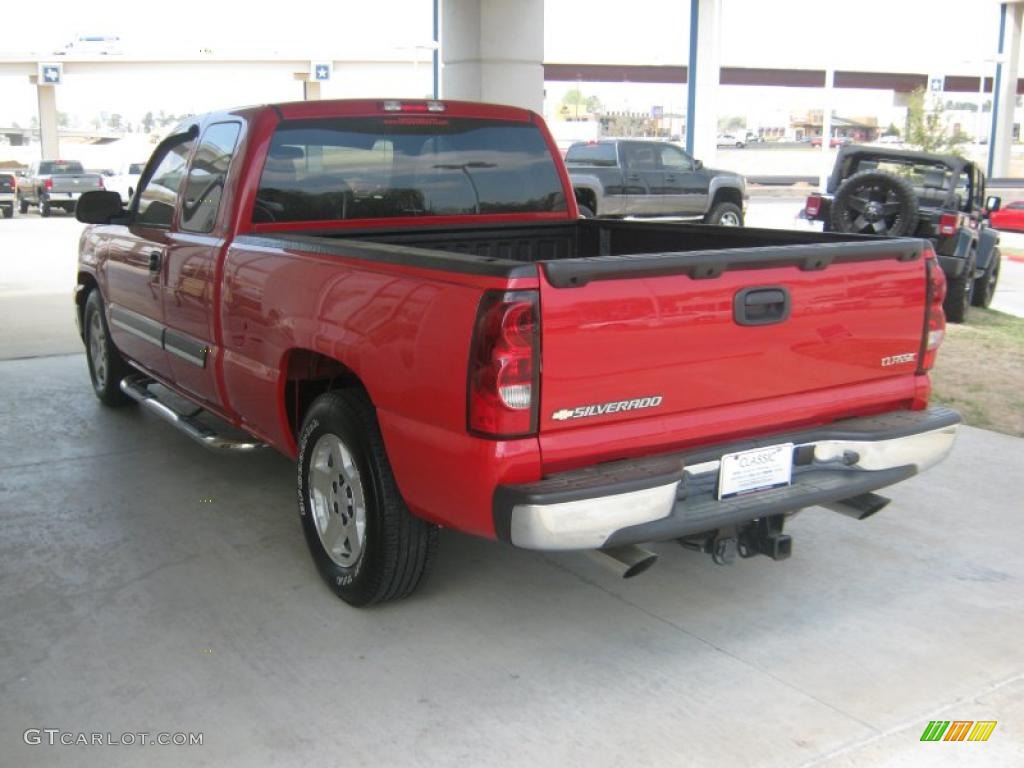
[39,161,84,175]
[254,116,566,222]
[0,174,13,188]
[564,143,617,166]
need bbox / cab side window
[622,143,659,171]
[659,145,694,171]
[136,136,195,227]
[181,122,241,233]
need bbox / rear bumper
[493,407,959,551]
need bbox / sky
[0,0,1008,129]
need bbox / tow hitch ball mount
[679,516,793,565]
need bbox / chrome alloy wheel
[719,211,741,226]
[308,433,367,567]
[88,311,108,389]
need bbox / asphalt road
[1,206,1022,767]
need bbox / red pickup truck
[74,99,959,606]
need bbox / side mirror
[76,190,125,224]
[694,159,704,170]
[985,195,1002,212]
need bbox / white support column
[441,0,544,113]
[36,82,59,161]
[992,1,1023,177]
[303,81,322,101]
[819,68,834,191]
[690,0,722,164]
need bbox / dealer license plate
[717,443,794,500]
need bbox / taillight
[918,244,946,373]
[44,178,53,190]
[805,195,823,219]
[467,290,540,438]
[97,175,104,189]
[938,212,958,236]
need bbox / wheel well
[711,186,743,208]
[283,349,366,445]
[76,272,98,337]
[574,187,597,213]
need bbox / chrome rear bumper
[494,407,959,551]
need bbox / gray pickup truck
[17,160,104,217]
[566,139,747,225]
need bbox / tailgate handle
[734,287,790,326]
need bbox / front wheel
[705,201,743,226]
[578,205,595,218]
[297,390,438,607]
[972,251,1001,308]
[83,289,134,406]
[1,205,11,219]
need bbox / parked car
[74,98,958,606]
[802,146,1001,322]
[988,199,1024,233]
[565,139,747,224]
[105,161,147,203]
[716,133,745,148]
[0,173,15,218]
[17,160,104,217]
[809,136,850,148]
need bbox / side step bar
[120,375,266,453]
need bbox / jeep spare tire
[829,170,919,237]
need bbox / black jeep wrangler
[803,146,1002,322]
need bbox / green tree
[142,111,155,133]
[717,115,746,132]
[905,87,967,153]
[883,123,900,137]
[57,111,70,128]
[561,88,602,118]
[109,113,123,131]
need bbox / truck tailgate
[537,240,927,463]
[50,175,101,193]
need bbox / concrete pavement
[0,353,1022,767]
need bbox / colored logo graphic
[920,720,997,742]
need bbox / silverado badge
[551,396,664,421]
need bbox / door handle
[734,287,791,326]
[665,175,677,181]
[625,174,641,181]
[148,251,162,273]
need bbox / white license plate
[717,443,794,500]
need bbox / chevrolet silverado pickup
[19,160,104,216]
[74,99,959,606]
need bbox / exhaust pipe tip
[824,492,891,521]
[588,544,659,579]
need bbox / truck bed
[244,219,913,274]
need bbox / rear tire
[705,201,743,226]
[578,205,595,218]
[40,198,51,217]
[944,274,974,323]
[297,389,438,607]
[1,205,11,219]
[971,251,1000,308]
[18,197,29,214]
[83,289,134,406]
